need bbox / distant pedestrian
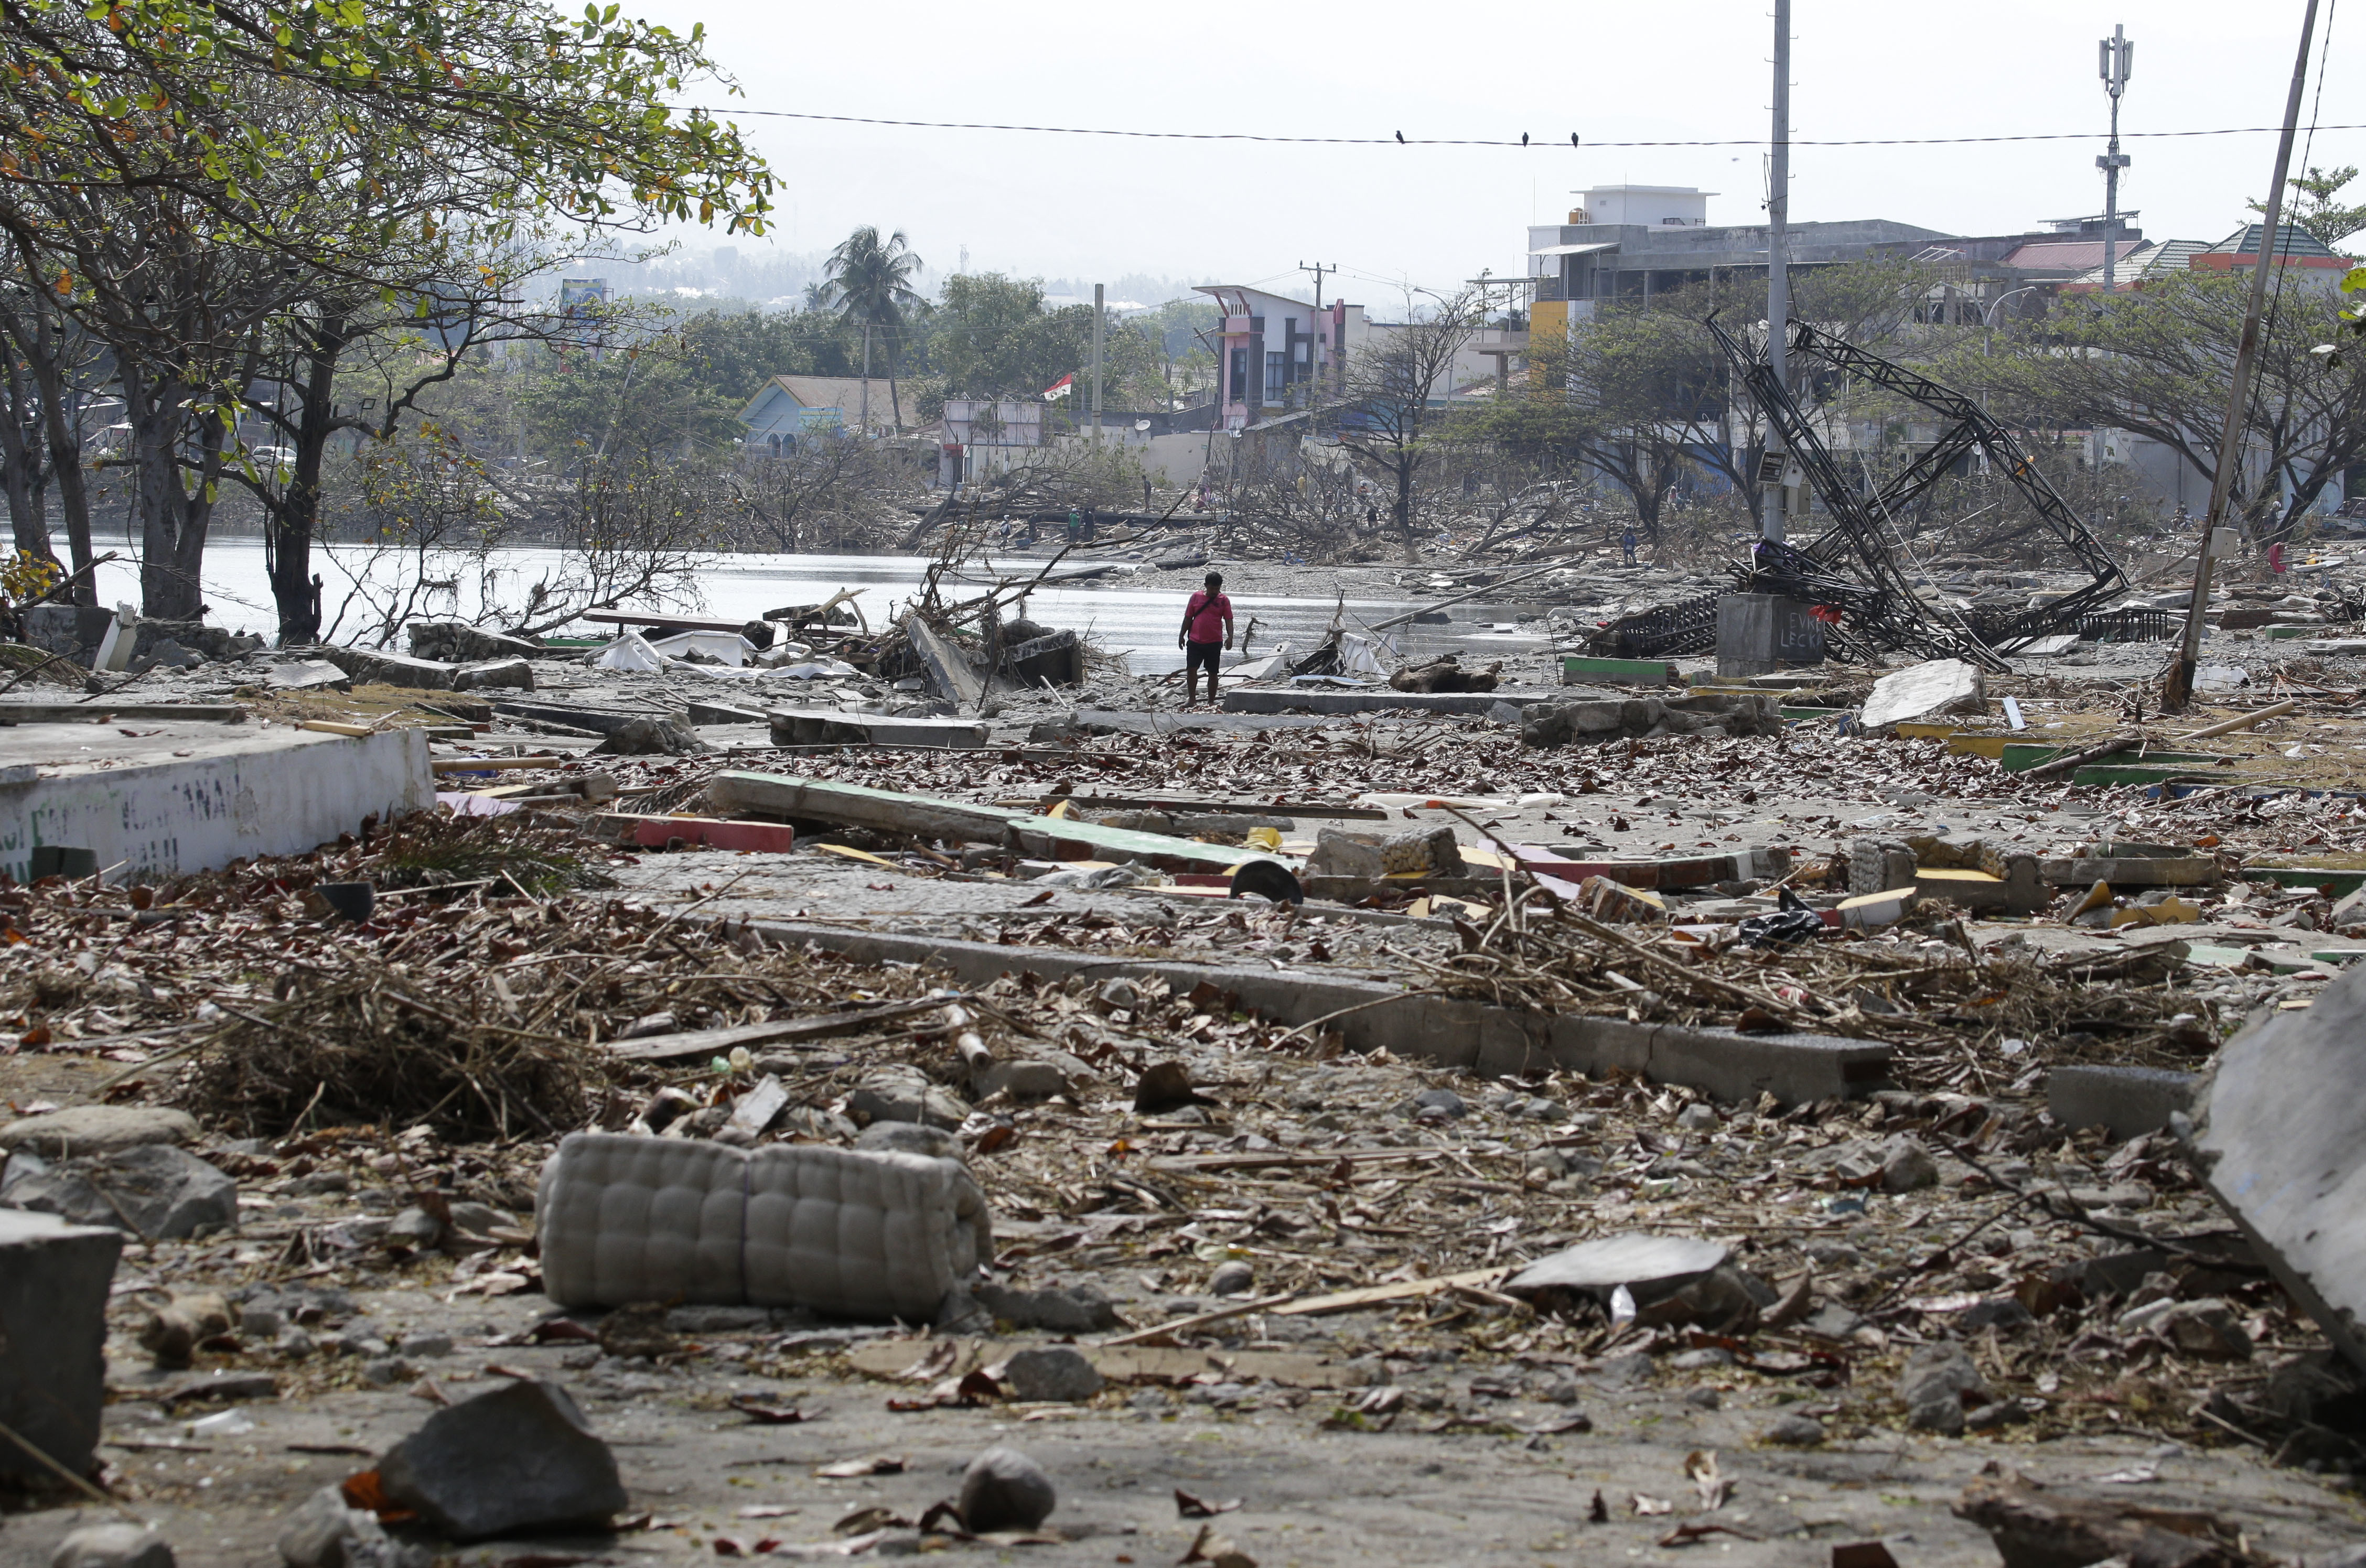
[1178,570,1234,706]
[1621,526,1638,566]
[1067,507,1081,544]
[1081,506,1096,542]
[1143,478,1154,511]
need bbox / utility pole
[2099,24,2134,294]
[1090,282,1104,447]
[2162,0,2318,712]
[1298,261,1335,310]
[1760,0,1791,544]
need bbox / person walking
[1178,570,1234,706]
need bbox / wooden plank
[600,997,955,1062]
[1269,1267,1514,1317]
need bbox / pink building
[1196,285,1368,431]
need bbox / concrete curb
[1219,688,1557,717]
[726,919,1889,1107]
[2047,1064,2199,1139]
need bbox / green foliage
[676,308,857,401]
[2249,166,2366,252]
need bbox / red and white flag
[1042,373,1074,401]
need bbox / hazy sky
[628,0,2363,304]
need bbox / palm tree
[821,227,924,434]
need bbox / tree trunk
[0,338,52,568]
[123,363,222,621]
[30,312,96,605]
[263,319,346,644]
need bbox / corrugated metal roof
[2206,223,2342,257]
[1998,238,2145,271]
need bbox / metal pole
[1090,283,1104,448]
[2100,25,2133,294]
[2162,0,2318,712]
[1760,0,1791,544]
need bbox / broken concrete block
[449,657,534,693]
[2,1144,236,1239]
[902,612,985,707]
[589,716,707,756]
[49,1524,175,1568]
[0,1104,199,1156]
[1001,628,1084,687]
[2192,965,2366,1371]
[0,1209,121,1485]
[1879,1135,1939,1193]
[846,1066,971,1129]
[275,1483,394,1568]
[1848,838,1919,897]
[1306,828,1386,879]
[959,1445,1056,1532]
[1001,1346,1104,1403]
[318,646,457,691]
[766,709,992,749]
[377,1379,627,1540]
[1899,1340,1986,1433]
[1836,886,1918,931]
[405,621,544,664]
[2048,1065,2197,1141]
[2039,855,2219,888]
[1859,658,1985,730]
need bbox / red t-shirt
[1185,590,1231,643]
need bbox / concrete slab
[1715,593,1826,678]
[765,709,991,749]
[1220,687,1558,717]
[1561,655,1675,687]
[1050,709,1341,738]
[319,646,457,690]
[718,918,1888,1107]
[2193,962,2366,1370]
[2039,856,2220,887]
[489,700,651,736]
[903,613,984,707]
[0,720,432,882]
[0,702,246,723]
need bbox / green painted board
[2001,742,2228,773]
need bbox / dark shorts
[1185,641,1223,675]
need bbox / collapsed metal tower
[1593,318,2128,672]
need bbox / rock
[855,1122,964,1161]
[450,657,533,693]
[276,1484,392,1567]
[976,1059,1070,1101]
[399,1332,454,1359]
[318,646,456,691]
[1305,829,1386,879]
[595,1301,677,1360]
[2155,1299,2252,1361]
[1879,1135,1940,1193]
[362,1356,418,1387]
[385,1207,445,1248]
[0,1210,121,1485]
[138,1290,233,1369]
[1400,1087,1467,1120]
[1860,658,1986,730]
[589,716,707,756]
[1002,1346,1104,1403]
[971,1282,1119,1334]
[48,1524,175,1568]
[1133,1061,1210,1116]
[1503,1235,1757,1332]
[1208,1260,1256,1297]
[1675,1102,1719,1131]
[2,1144,237,1239]
[376,1379,627,1540]
[1900,1341,1987,1434]
[405,621,544,665]
[0,1105,200,1156]
[958,1445,1056,1532]
[845,1067,970,1130]
[1959,1297,2036,1334]
[1760,1413,1826,1446]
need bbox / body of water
[85,538,1555,676]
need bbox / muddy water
[95,540,1564,675]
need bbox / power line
[685,104,2366,150]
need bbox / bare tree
[1332,289,1485,561]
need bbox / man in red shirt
[1178,571,1234,706]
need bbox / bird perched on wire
[1394,130,1404,144]
[1571,132,1580,146]
[1521,131,1529,146]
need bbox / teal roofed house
[738,375,885,452]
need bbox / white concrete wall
[1,725,434,883]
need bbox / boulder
[375,1380,626,1540]
[2,1144,236,1239]
[1001,1346,1104,1403]
[958,1446,1056,1532]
